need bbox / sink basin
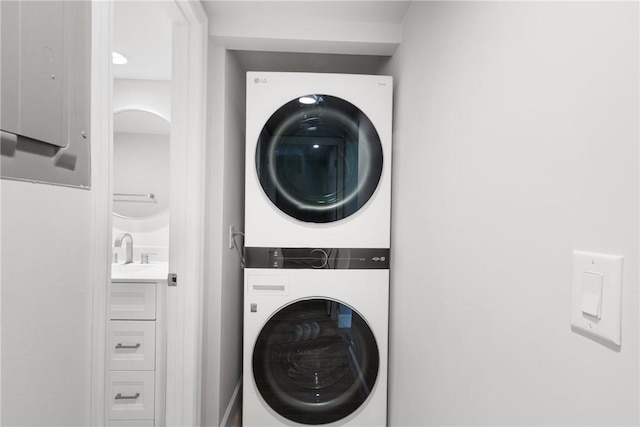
[112,262,168,280]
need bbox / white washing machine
[243,249,389,426]
[245,72,393,249]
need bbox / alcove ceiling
[202,0,410,72]
[113,1,411,80]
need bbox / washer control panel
[245,247,390,269]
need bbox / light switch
[581,272,602,319]
[571,251,623,346]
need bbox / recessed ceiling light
[112,51,128,65]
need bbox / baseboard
[221,376,242,427]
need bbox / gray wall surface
[381,2,639,425]
[202,46,246,426]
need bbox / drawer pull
[115,392,140,400]
[115,343,141,349]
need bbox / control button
[310,248,328,269]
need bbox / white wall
[1,4,102,425]
[112,79,171,258]
[202,46,245,426]
[219,47,246,423]
[381,2,639,425]
[1,181,93,425]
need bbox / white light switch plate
[571,251,623,346]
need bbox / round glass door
[256,95,384,223]
[253,299,379,425]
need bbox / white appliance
[245,72,393,249]
[243,255,389,427]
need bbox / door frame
[89,1,113,424]
[164,2,208,426]
[90,1,207,425]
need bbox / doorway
[90,2,207,426]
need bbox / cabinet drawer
[109,321,156,371]
[108,371,155,420]
[110,282,156,320]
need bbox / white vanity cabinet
[107,279,166,427]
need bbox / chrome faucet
[114,233,134,264]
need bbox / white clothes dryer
[245,72,393,249]
[243,250,389,426]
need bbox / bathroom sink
[112,262,168,280]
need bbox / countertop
[111,262,169,281]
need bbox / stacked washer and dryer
[243,72,392,426]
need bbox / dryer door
[256,95,384,223]
[253,299,379,425]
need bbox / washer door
[253,299,379,425]
[256,95,384,223]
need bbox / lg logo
[254,78,267,84]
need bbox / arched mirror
[113,109,170,219]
